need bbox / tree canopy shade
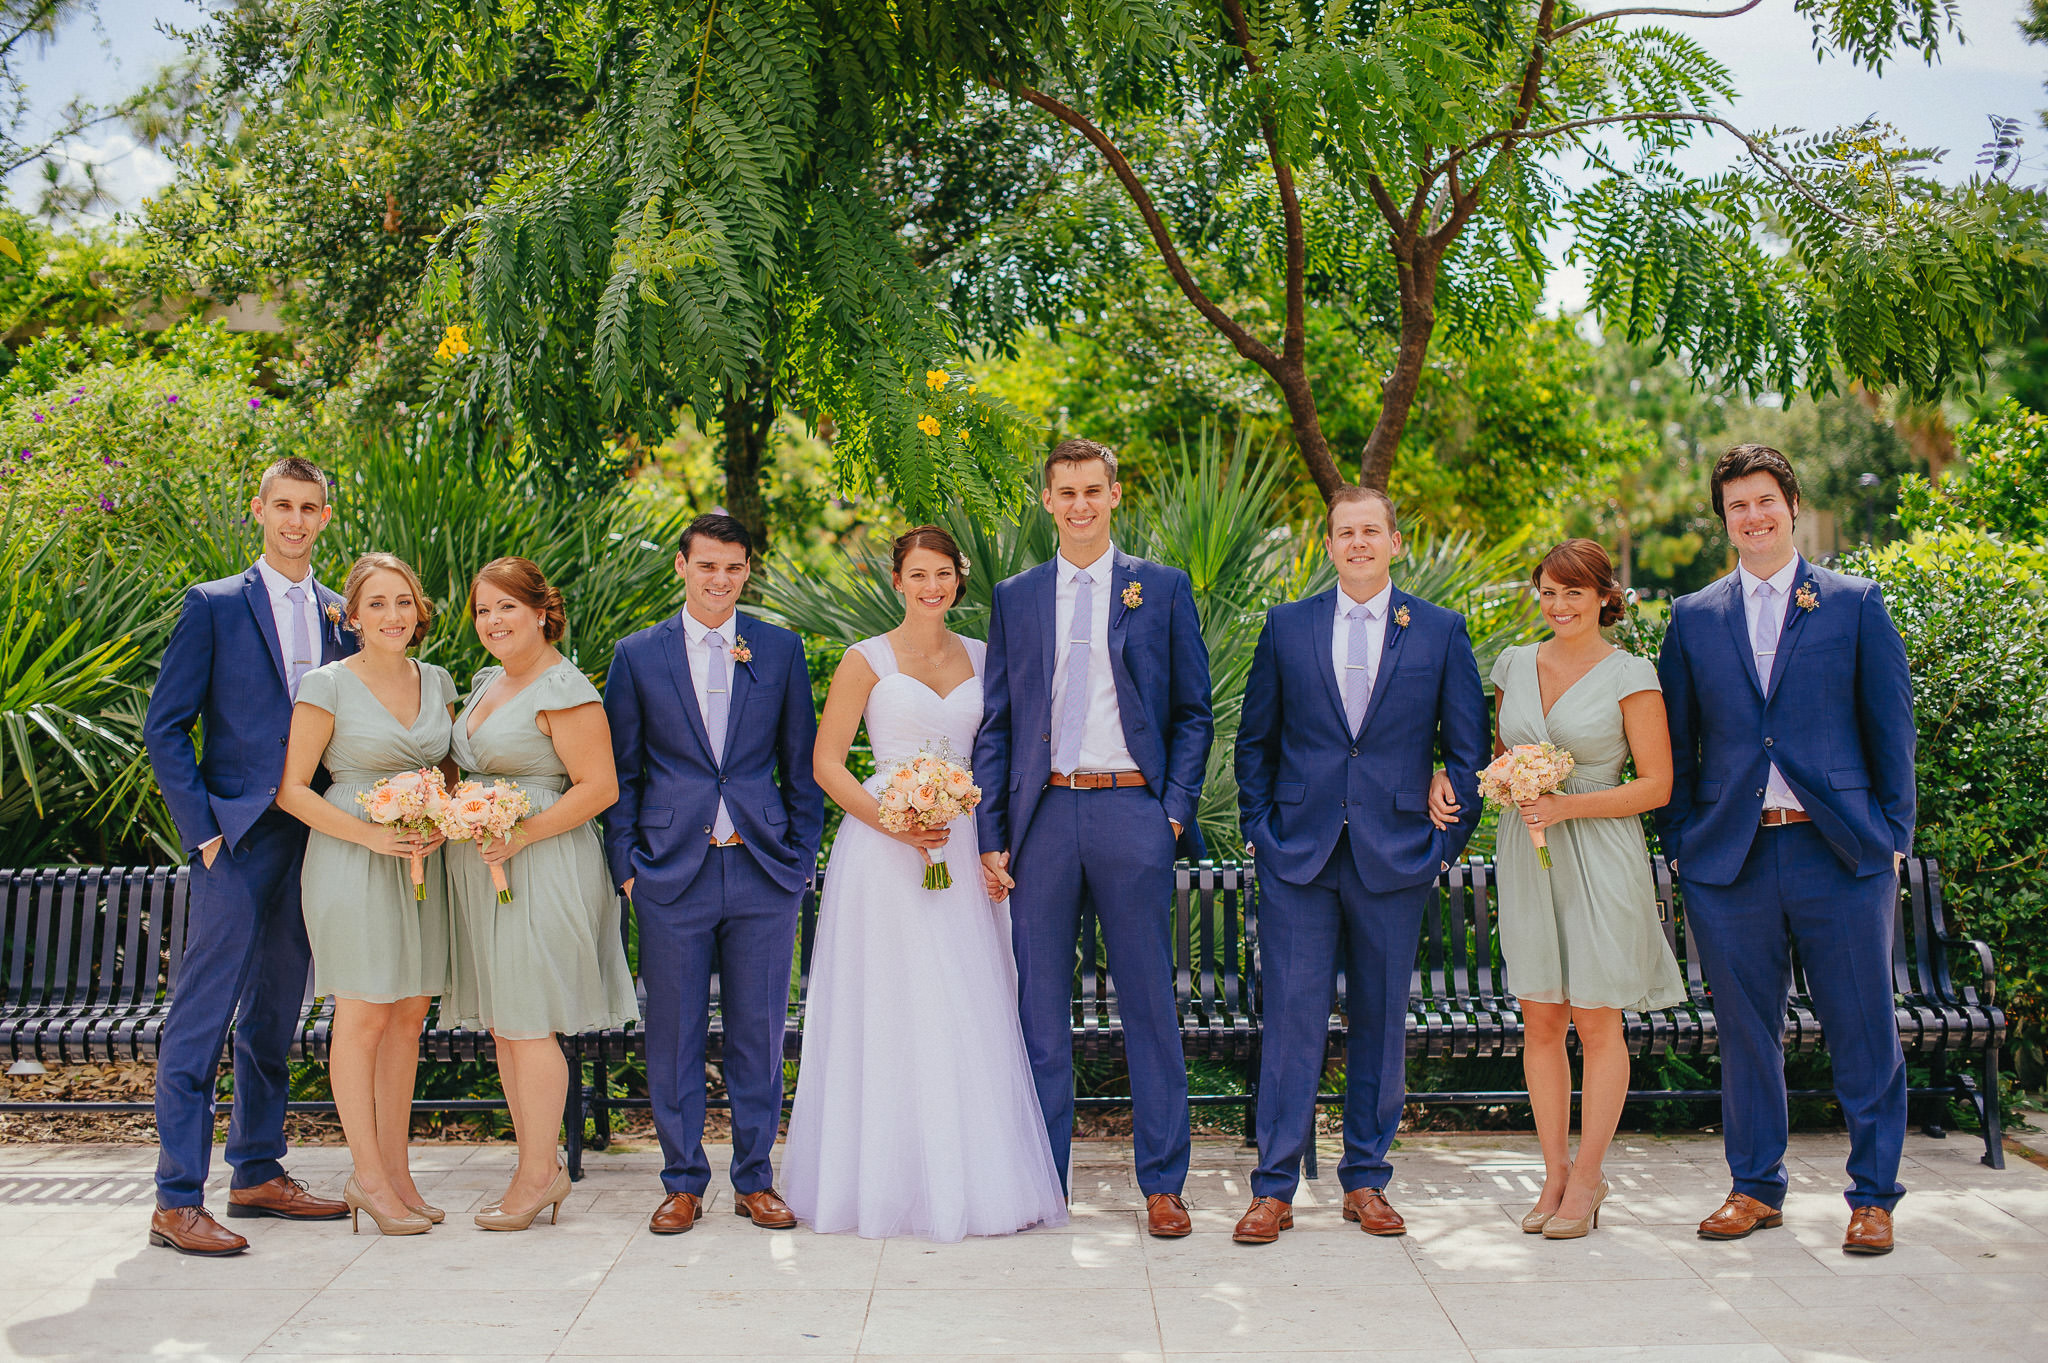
[980,0,2048,498]
[301,0,1057,519]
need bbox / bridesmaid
[446,557,636,1231]
[1487,540,1685,1239]
[278,552,457,1236]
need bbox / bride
[781,526,1068,1240]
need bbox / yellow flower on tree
[925,369,949,391]
[917,414,941,438]
[435,325,472,361]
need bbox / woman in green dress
[279,552,456,1235]
[1489,539,1684,1240]
[446,556,636,1230]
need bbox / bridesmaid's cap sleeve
[1488,644,1523,690]
[1616,650,1662,698]
[295,662,342,714]
[531,661,603,710]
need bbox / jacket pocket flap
[1275,782,1306,805]
[641,806,673,828]
[1393,789,1426,812]
[1694,781,1722,803]
[1828,768,1872,790]
[763,802,789,824]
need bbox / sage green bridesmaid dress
[1489,644,1687,1012]
[296,659,457,1002]
[445,660,638,1040]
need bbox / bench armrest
[1934,930,1997,1007]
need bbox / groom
[605,512,824,1235]
[976,437,1213,1238]
[1233,485,1485,1244]
[142,456,355,1255]
[1656,444,1916,1255]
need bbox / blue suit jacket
[1654,558,1916,886]
[604,610,824,901]
[974,550,1214,860]
[1236,587,1486,891]
[144,564,356,855]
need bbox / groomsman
[1233,486,1485,1244]
[605,513,824,1235]
[1656,445,1916,1255]
[141,457,355,1255]
[977,438,1213,1238]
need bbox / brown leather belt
[710,831,745,846]
[1759,809,1812,827]
[1047,771,1148,791]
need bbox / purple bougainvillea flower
[98,495,114,513]
[31,411,45,422]
[249,397,263,409]
[66,394,83,405]
[16,450,29,463]
[163,394,179,404]
[100,453,115,465]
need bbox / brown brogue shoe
[1697,1192,1784,1241]
[1844,1206,1894,1256]
[149,1205,248,1256]
[226,1174,348,1222]
[1232,1196,1293,1244]
[649,1191,702,1234]
[1146,1193,1193,1238]
[1342,1187,1407,1236]
[733,1187,798,1229]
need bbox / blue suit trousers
[1683,823,1907,1211]
[153,811,312,1207]
[636,846,802,1197]
[1253,831,1429,1199]
[1011,785,1190,1197]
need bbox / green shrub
[1897,398,2048,542]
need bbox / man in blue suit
[1656,445,1916,1256]
[605,513,824,1236]
[1233,485,1486,1244]
[142,457,355,1255]
[976,438,1213,1238]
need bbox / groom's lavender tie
[1751,582,1781,698]
[1052,570,1094,775]
[1344,602,1373,734]
[705,629,735,842]
[284,583,314,701]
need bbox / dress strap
[853,635,898,677]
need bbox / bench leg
[1922,1051,1949,1139]
[561,1040,585,1183]
[590,1063,612,1152]
[1242,1039,1260,1150]
[1978,1042,2006,1170]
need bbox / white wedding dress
[781,634,1069,1240]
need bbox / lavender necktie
[1053,571,1094,775]
[284,584,314,701]
[1751,583,1781,697]
[705,630,734,841]
[1344,603,1373,734]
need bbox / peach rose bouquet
[355,768,449,899]
[434,778,535,903]
[1478,743,1577,868]
[875,744,982,889]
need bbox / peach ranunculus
[909,781,939,811]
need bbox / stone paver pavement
[3,1130,2046,1361]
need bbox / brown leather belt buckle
[1759,808,1811,827]
[1047,771,1147,791]
[710,832,745,846]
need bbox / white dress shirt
[1051,544,1138,773]
[679,605,737,840]
[1331,579,1393,706]
[1737,555,1804,812]
[255,556,323,698]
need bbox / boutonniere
[730,634,753,666]
[1795,581,1819,612]
[323,602,342,628]
[1393,604,1411,629]
[1121,580,1143,611]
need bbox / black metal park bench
[0,855,2007,1180]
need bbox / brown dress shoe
[1844,1206,1894,1255]
[1697,1192,1784,1241]
[1232,1196,1292,1244]
[226,1174,349,1222]
[150,1205,249,1257]
[733,1188,798,1229]
[1342,1187,1407,1236]
[1147,1192,1193,1238]
[649,1191,702,1235]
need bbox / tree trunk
[1270,357,1345,501]
[1358,247,1440,491]
[720,367,775,555]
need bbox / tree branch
[1552,0,1763,41]
[1007,82,1280,369]
[1222,0,1307,364]
[1365,172,1407,235]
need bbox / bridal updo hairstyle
[468,556,568,643]
[342,551,434,645]
[892,525,971,606]
[1532,539,1626,628]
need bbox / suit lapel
[1107,551,1135,668]
[660,615,715,763]
[1305,589,1347,729]
[242,566,288,688]
[315,582,346,663]
[1722,573,1764,697]
[1764,558,1814,699]
[1035,560,1058,695]
[1356,588,1412,738]
[724,613,758,748]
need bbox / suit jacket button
[1755,788,1765,798]
[1340,800,1347,808]
[1041,733,1050,741]
[703,825,713,834]
[720,775,727,783]
[268,787,278,795]
[1349,748,1358,757]
[1764,737,1774,747]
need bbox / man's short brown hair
[1043,437,1118,486]
[1325,484,1399,536]
[258,455,329,503]
[1710,444,1801,521]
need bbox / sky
[6,0,2046,292]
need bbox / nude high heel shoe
[403,1199,446,1224]
[1520,1204,1556,1234]
[474,1166,571,1231]
[1542,1180,1610,1239]
[344,1176,431,1235]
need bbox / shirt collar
[1738,554,1802,600]
[254,556,316,603]
[679,604,739,645]
[1056,543,1117,585]
[1338,579,1394,619]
